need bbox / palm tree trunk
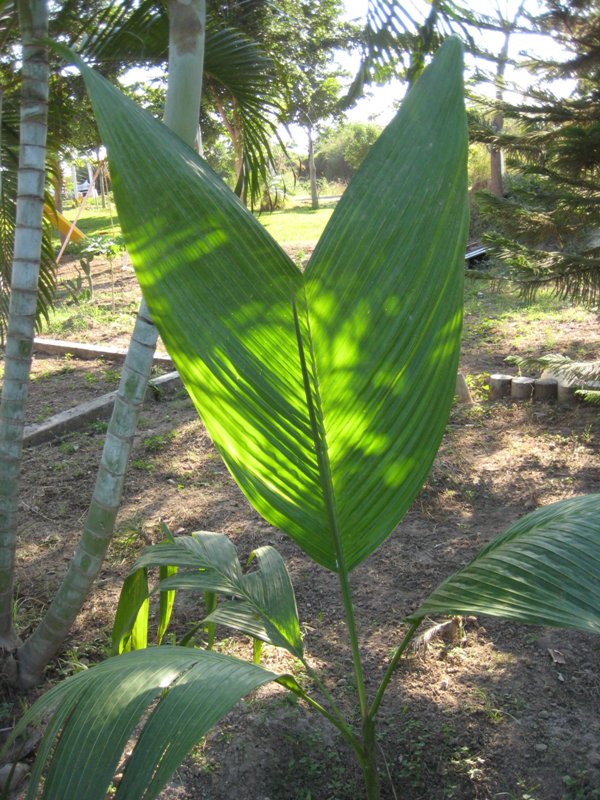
[97,150,106,208]
[17,300,158,686]
[0,0,49,651]
[308,127,319,210]
[17,0,207,687]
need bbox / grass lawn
[60,196,336,250]
[255,202,336,248]
[61,200,122,238]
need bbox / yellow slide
[43,204,85,242]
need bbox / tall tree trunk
[308,127,319,210]
[87,161,98,208]
[489,3,524,197]
[489,34,508,198]
[17,0,207,687]
[97,150,106,208]
[214,94,243,177]
[0,0,49,653]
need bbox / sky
[324,0,574,136]
[122,1,575,153]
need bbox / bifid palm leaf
[68,39,468,572]
[18,647,279,800]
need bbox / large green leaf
[410,495,600,634]
[18,647,277,800]
[70,38,468,572]
[112,566,149,654]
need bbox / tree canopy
[475,0,600,303]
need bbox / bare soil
[4,255,600,800]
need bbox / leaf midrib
[291,281,346,574]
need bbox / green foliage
[315,121,383,182]
[142,432,174,453]
[411,495,600,634]
[475,3,600,303]
[12,39,467,799]
[112,532,303,658]
[77,36,468,572]
[16,647,279,800]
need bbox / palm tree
[0,0,49,652]
[0,3,56,343]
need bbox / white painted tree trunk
[489,4,524,198]
[17,0,207,686]
[0,0,49,651]
[308,127,319,210]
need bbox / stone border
[24,371,183,446]
[25,340,474,446]
[33,337,173,365]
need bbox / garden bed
[3,254,600,799]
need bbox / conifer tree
[477,0,600,304]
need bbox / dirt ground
[5,254,600,799]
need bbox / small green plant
[465,372,490,401]
[394,710,429,789]
[76,234,126,312]
[131,458,153,472]
[59,353,75,374]
[562,772,600,800]
[142,432,175,453]
[110,516,146,563]
[64,274,92,305]
[58,440,77,455]
[450,746,483,775]
[473,688,504,724]
[55,647,90,678]
[87,419,109,434]
[103,367,121,384]
[34,403,52,423]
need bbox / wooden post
[489,373,512,400]
[534,378,558,402]
[511,376,535,401]
[558,384,578,406]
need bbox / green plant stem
[362,717,380,800]
[301,657,354,735]
[203,590,216,649]
[335,566,381,799]
[337,566,369,720]
[368,619,420,722]
[282,680,365,763]
[292,288,374,792]
[291,290,370,720]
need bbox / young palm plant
[8,37,600,800]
